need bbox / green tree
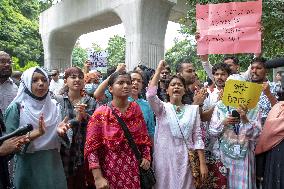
[71,42,88,68]
[0,0,46,66]
[12,56,39,72]
[106,35,126,67]
[165,39,207,81]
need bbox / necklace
[173,104,185,119]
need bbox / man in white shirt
[49,69,64,95]
[0,51,18,113]
[200,54,251,81]
[203,63,231,120]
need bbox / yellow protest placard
[222,79,262,109]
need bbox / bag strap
[107,103,142,162]
[173,106,191,151]
[177,119,191,151]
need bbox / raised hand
[37,114,46,136]
[262,82,271,96]
[237,104,249,124]
[115,63,126,73]
[74,104,88,122]
[193,88,207,106]
[84,60,92,68]
[157,60,167,72]
[57,117,70,136]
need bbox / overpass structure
[39,0,189,71]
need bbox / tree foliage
[12,57,39,72]
[106,35,126,67]
[0,0,51,69]
[71,42,88,68]
[165,39,208,80]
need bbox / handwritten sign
[222,79,262,109]
[87,50,108,72]
[196,0,262,55]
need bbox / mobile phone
[231,110,240,119]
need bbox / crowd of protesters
[0,45,284,189]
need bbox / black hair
[224,55,239,65]
[51,69,59,74]
[134,64,148,72]
[251,57,267,67]
[164,65,171,73]
[175,62,193,73]
[175,63,183,73]
[212,63,231,76]
[129,70,145,84]
[164,75,187,103]
[108,71,131,87]
[64,67,84,79]
[207,78,213,86]
[106,66,117,77]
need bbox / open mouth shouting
[132,85,139,92]
[172,88,182,96]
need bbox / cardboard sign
[222,79,262,109]
[87,50,108,72]
[196,0,262,55]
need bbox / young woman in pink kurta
[146,60,207,189]
[84,71,151,189]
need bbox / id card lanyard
[227,106,241,155]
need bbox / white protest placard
[87,50,108,72]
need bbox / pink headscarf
[255,101,284,155]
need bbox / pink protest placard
[196,0,262,55]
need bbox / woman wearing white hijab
[4,67,68,189]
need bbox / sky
[78,21,185,51]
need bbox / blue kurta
[128,97,155,138]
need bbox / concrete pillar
[41,31,78,71]
[115,0,175,70]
